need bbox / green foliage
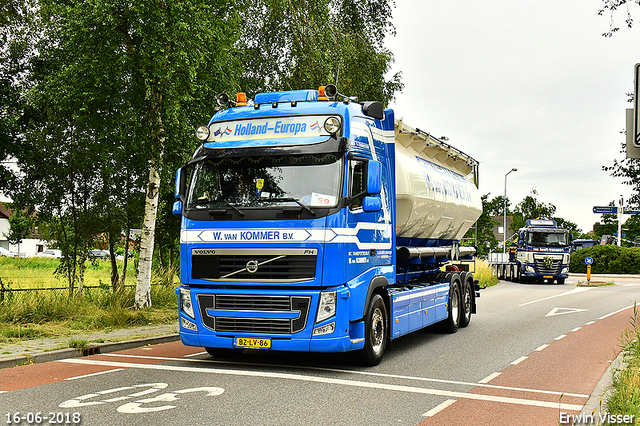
[238,0,403,105]
[511,188,557,231]
[569,245,640,274]
[463,194,499,257]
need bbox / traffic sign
[624,209,640,215]
[585,257,594,265]
[592,206,618,214]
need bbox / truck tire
[205,347,243,359]
[460,274,473,328]
[356,293,387,366]
[441,279,461,334]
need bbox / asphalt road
[1,276,639,426]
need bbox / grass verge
[0,257,178,344]
[476,260,499,288]
[603,304,640,425]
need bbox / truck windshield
[186,154,343,210]
[526,232,569,247]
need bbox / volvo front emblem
[246,260,259,274]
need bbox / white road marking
[479,372,501,383]
[511,356,528,365]
[422,399,457,417]
[65,369,125,381]
[184,352,208,358]
[571,327,582,332]
[58,358,585,410]
[555,335,567,341]
[545,307,588,317]
[519,287,594,306]
[98,353,589,398]
[535,344,549,351]
[598,305,634,320]
[585,321,595,325]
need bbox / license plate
[234,337,271,349]
[544,276,553,279]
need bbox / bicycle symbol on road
[59,383,224,413]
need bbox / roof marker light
[236,92,247,107]
[318,86,328,101]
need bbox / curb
[0,334,180,370]
[578,348,626,422]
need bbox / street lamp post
[503,168,517,254]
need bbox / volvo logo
[246,260,259,274]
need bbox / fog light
[196,125,210,141]
[181,317,198,331]
[323,117,341,134]
[313,322,335,336]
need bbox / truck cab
[515,219,571,284]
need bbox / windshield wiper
[196,198,245,217]
[263,197,316,216]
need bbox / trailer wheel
[460,275,473,328]
[356,293,387,366]
[441,279,461,333]
[205,347,243,359]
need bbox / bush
[569,245,640,274]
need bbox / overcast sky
[385,0,640,233]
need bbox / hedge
[569,245,640,274]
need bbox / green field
[0,256,137,289]
[0,257,178,343]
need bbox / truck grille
[534,256,562,275]
[197,294,311,334]
[192,248,317,282]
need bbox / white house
[0,203,46,257]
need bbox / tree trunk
[134,87,165,310]
[108,230,119,292]
[120,227,131,289]
[135,160,161,309]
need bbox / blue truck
[489,219,572,284]
[173,85,483,365]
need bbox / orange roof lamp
[236,92,247,107]
[318,85,337,101]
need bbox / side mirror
[363,196,382,212]
[172,200,183,216]
[174,168,182,200]
[175,165,190,203]
[362,101,384,120]
[366,160,382,195]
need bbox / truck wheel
[205,347,243,359]
[441,280,461,334]
[356,293,387,366]
[460,275,473,328]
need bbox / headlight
[561,267,569,274]
[195,125,210,141]
[180,288,195,319]
[316,291,337,323]
[525,265,535,273]
[323,117,341,134]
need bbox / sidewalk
[0,323,179,370]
